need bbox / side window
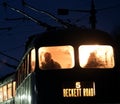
[79,45,115,68]
[30,48,36,72]
[27,54,30,74]
[0,87,3,102]
[38,45,74,70]
[7,83,12,99]
[12,81,16,97]
[3,85,7,101]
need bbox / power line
[22,0,75,28]
[5,17,30,21]
[0,60,17,69]
[0,51,19,62]
[96,2,120,11]
[2,2,55,30]
[2,44,25,52]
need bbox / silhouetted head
[44,52,52,62]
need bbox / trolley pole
[89,0,96,29]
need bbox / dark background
[0,0,120,78]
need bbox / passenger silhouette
[41,52,61,69]
[85,52,104,68]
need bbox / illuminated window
[30,48,36,72]
[3,85,7,101]
[7,83,12,99]
[79,45,115,68]
[21,63,24,80]
[17,70,21,86]
[0,87,3,102]
[24,59,27,77]
[27,54,30,74]
[13,81,16,97]
[38,45,74,70]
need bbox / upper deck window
[79,45,115,68]
[38,45,74,70]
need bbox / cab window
[38,45,74,70]
[79,45,115,68]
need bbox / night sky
[0,0,120,77]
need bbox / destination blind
[63,81,96,97]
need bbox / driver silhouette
[41,52,61,69]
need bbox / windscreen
[38,45,75,70]
[79,45,115,68]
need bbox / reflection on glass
[38,45,74,69]
[79,45,115,68]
